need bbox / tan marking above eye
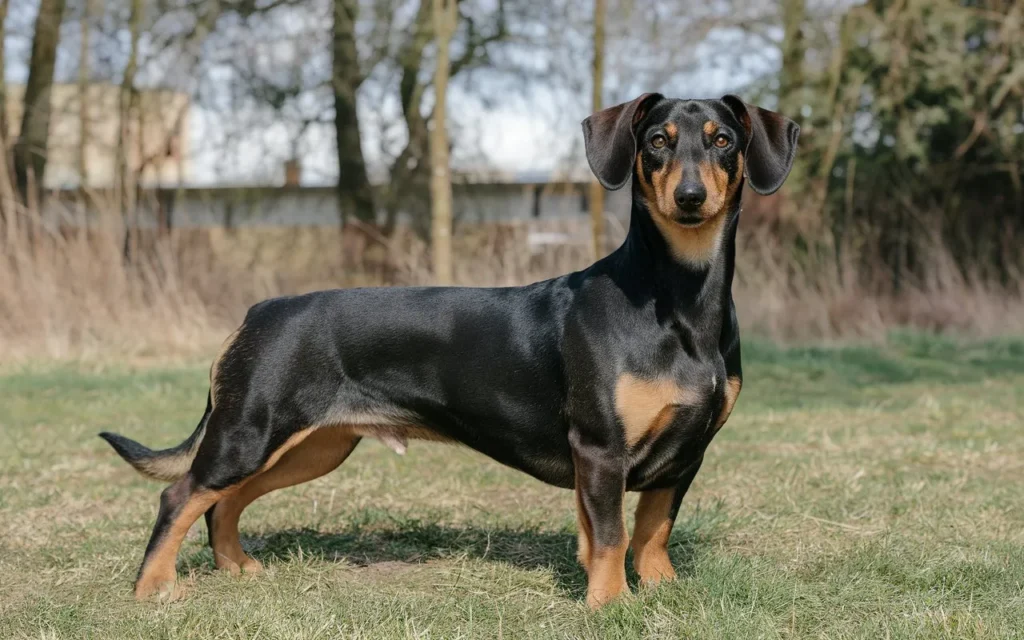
[703,121,718,136]
[664,122,678,138]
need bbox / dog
[100,93,798,610]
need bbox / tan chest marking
[713,375,742,433]
[615,374,700,446]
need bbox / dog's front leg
[572,446,629,610]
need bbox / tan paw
[134,575,176,601]
[586,582,630,610]
[634,548,676,587]
[240,557,263,575]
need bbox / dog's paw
[240,557,264,575]
[134,576,178,602]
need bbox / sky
[4,0,780,188]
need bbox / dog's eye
[650,134,667,149]
[713,134,731,149]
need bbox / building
[10,84,633,229]
[130,169,630,229]
[4,83,190,189]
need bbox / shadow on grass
[181,511,720,600]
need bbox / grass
[1,334,1023,639]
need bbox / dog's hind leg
[134,473,232,600]
[205,427,361,574]
[133,408,281,600]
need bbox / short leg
[574,451,629,610]
[631,488,680,586]
[135,408,271,599]
[206,428,360,574]
[630,456,704,588]
[135,475,229,600]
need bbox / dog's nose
[674,183,706,211]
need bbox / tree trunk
[383,0,432,237]
[118,0,142,260]
[588,0,606,260]
[778,0,806,117]
[333,0,376,225]
[0,0,10,230]
[13,0,67,206]
[430,0,457,285]
[0,0,8,144]
[78,0,93,187]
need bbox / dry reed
[1,185,1021,362]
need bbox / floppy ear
[582,93,664,190]
[721,95,800,195]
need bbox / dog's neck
[605,180,739,309]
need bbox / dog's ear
[582,93,664,190]
[721,95,800,195]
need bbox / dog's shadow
[183,513,718,599]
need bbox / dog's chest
[615,357,727,489]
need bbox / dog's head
[582,94,799,229]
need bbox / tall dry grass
[734,224,1024,340]
[2,186,1022,362]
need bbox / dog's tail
[99,394,212,482]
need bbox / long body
[101,93,797,610]
[203,202,739,492]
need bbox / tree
[116,0,143,221]
[787,0,1024,285]
[430,0,457,284]
[588,0,606,260]
[777,0,806,117]
[77,0,95,187]
[0,0,11,230]
[333,0,376,224]
[382,0,510,237]
[0,0,8,144]
[13,0,68,205]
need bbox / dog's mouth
[672,213,707,227]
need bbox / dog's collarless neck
[611,194,738,306]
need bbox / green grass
[1,335,1023,639]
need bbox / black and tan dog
[101,93,798,609]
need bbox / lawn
[1,334,1023,639]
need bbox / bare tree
[430,0,457,284]
[0,0,10,229]
[382,0,509,236]
[0,0,8,144]
[333,0,376,224]
[13,0,68,205]
[116,0,143,222]
[588,0,606,260]
[778,0,806,117]
[77,0,95,187]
